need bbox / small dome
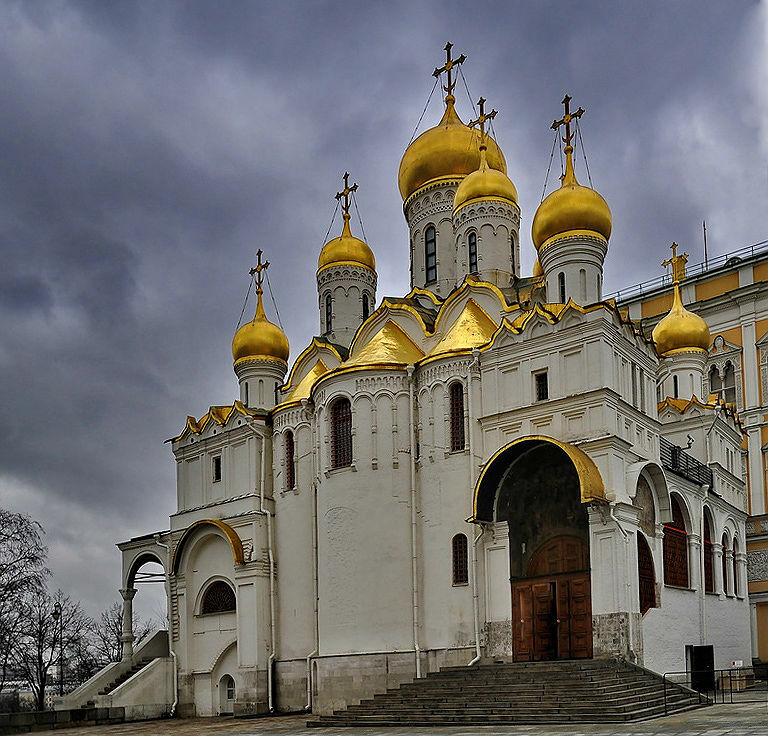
[652,286,710,357]
[318,213,375,272]
[398,95,506,202]
[532,150,611,251]
[232,293,290,366]
[453,146,518,211]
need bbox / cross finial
[335,171,358,217]
[432,41,466,98]
[551,94,585,150]
[469,96,498,144]
[662,241,688,284]
[249,248,270,296]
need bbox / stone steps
[96,658,152,696]
[307,659,707,727]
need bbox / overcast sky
[1,0,766,621]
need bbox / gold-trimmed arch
[171,519,244,575]
[469,435,606,523]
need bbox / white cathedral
[64,48,752,719]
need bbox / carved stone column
[119,587,137,661]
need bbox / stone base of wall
[593,612,643,662]
[0,706,125,734]
[485,620,514,658]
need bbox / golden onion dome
[532,257,543,278]
[318,213,375,272]
[652,284,710,357]
[531,147,611,252]
[398,95,507,202]
[453,144,518,210]
[232,291,290,366]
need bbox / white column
[741,319,759,409]
[119,587,137,661]
[712,543,724,598]
[725,548,735,597]
[747,427,765,515]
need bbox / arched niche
[626,461,671,525]
[171,519,244,576]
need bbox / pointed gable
[426,299,497,361]
[346,320,425,367]
[283,359,329,404]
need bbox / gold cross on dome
[469,97,498,142]
[551,94,585,147]
[335,171,358,216]
[662,241,688,284]
[432,42,466,96]
[249,249,270,295]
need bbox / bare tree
[90,602,156,665]
[11,590,91,710]
[0,509,49,694]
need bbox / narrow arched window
[703,512,714,593]
[425,226,437,283]
[510,233,516,274]
[723,362,736,405]
[468,232,478,274]
[663,495,689,587]
[558,272,566,303]
[721,533,729,595]
[452,533,469,585]
[330,398,352,468]
[673,374,679,398]
[449,382,465,452]
[579,269,587,302]
[637,532,656,614]
[709,365,722,398]
[732,538,740,596]
[201,580,236,614]
[325,294,333,332]
[362,293,370,321]
[285,431,295,490]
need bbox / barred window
[325,294,333,332]
[425,226,437,283]
[468,232,478,274]
[330,398,352,468]
[449,382,465,451]
[452,533,469,585]
[362,293,370,321]
[201,580,236,614]
[721,533,729,595]
[732,537,740,596]
[703,512,714,593]
[637,532,656,614]
[663,495,689,588]
[285,431,295,490]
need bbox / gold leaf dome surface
[318,214,375,272]
[398,95,507,201]
[232,293,290,365]
[453,147,518,210]
[652,285,710,357]
[531,153,611,251]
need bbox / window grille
[285,431,295,490]
[201,580,236,614]
[325,294,333,332]
[452,534,469,585]
[449,382,465,451]
[637,532,656,614]
[331,398,352,468]
[425,226,437,283]
[663,495,689,587]
[535,371,548,401]
[468,232,478,274]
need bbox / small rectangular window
[535,371,549,402]
[212,456,222,483]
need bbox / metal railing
[662,667,768,714]
[606,238,768,304]
[659,436,713,488]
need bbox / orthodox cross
[432,42,466,96]
[249,249,270,295]
[335,171,358,216]
[662,241,688,284]
[469,97,498,143]
[551,94,584,148]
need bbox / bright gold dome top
[531,148,611,251]
[398,95,507,202]
[318,213,376,272]
[453,145,518,210]
[652,283,710,357]
[232,292,290,366]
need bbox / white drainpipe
[468,526,485,666]
[467,350,484,667]
[304,400,319,711]
[153,534,177,717]
[407,365,422,678]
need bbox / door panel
[568,574,593,659]
[512,583,533,661]
[532,582,556,661]
[556,579,571,658]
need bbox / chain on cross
[335,172,358,216]
[551,94,585,148]
[662,241,688,284]
[249,249,270,295]
[469,97,498,143]
[432,42,466,96]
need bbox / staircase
[308,659,708,727]
[96,658,153,697]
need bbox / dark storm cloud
[0,0,765,617]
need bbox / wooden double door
[511,536,593,661]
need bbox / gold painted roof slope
[427,299,498,360]
[346,320,425,368]
[318,213,375,273]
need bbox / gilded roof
[426,299,498,361]
[283,359,329,404]
[346,319,425,367]
[170,401,260,443]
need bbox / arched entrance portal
[471,436,606,662]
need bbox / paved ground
[44,701,768,736]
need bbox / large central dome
[398,95,507,202]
